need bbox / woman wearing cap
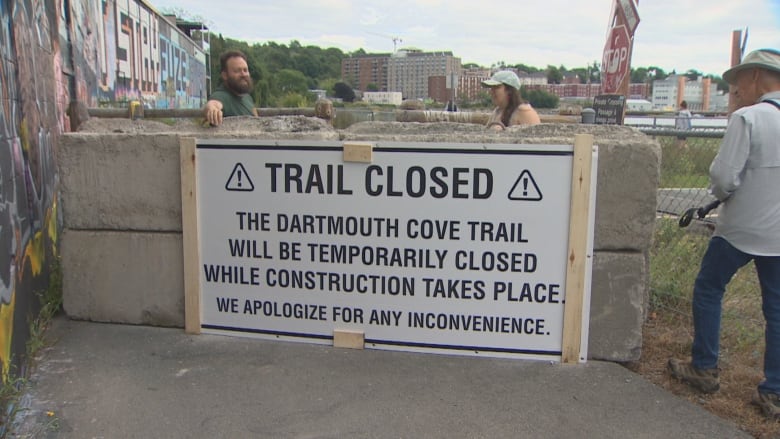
[482,70,541,130]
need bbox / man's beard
[226,75,253,94]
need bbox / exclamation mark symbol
[226,163,254,192]
[522,177,528,197]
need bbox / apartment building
[387,49,461,100]
[342,51,659,105]
[341,54,391,92]
[651,74,723,111]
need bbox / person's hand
[204,101,223,126]
[487,122,505,131]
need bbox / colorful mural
[68,0,209,109]
[0,0,61,381]
[0,0,207,383]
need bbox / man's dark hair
[220,50,248,73]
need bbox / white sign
[193,140,595,361]
[617,0,640,35]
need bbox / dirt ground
[624,311,780,438]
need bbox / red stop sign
[601,25,631,93]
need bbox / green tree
[546,65,563,84]
[589,61,601,84]
[318,78,338,96]
[273,69,310,95]
[709,75,729,92]
[476,90,492,107]
[521,86,559,109]
[366,83,379,92]
[685,69,702,81]
[512,63,541,73]
[570,67,588,84]
[631,67,649,83]
[278,92,312,108]
[333,82,356,102]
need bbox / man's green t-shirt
[209,85,255,116]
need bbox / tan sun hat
[481,70,522,90]
[722,48,780,84]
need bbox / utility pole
[728,28,748,114]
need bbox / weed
[657,136,717,188]
[26,256,62,363]
[0,256,62,438]
[0,371,26,436]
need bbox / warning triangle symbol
[225,163,254,192]
[508,170,542,201]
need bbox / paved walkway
[14,316,751,438]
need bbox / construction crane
[366,31,403,52]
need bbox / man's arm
[203,99,224,126]
[709,113,750,201]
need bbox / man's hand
[203,100,224,126]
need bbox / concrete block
[62,229,184,326]
[587,251,648,362]
[592,142,660,251]
[60,133,183,231]
[61,118,341,232]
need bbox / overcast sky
[148,0,780,77]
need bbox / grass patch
[0,371,26,436]
[657,137,718,189]
[649,218,709,310]
[650,219,764,367]
[0,256,63,438]
[27,256,62,358]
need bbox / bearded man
[202,50,258,126]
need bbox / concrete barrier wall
[60,116,659,361]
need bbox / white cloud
[152,0,780,76]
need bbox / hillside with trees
[207,34,728,109]
[209,35,346,108]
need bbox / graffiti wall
[0,0,61,382]
[68,0,208,109]
[0,0,207,381]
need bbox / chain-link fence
[650,131,764,368]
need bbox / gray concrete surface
[15,316,751,439]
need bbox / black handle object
[679,199,721,228]
[697,199,721,218]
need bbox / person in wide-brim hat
[481,70,540,130]
[668,47,780,420]
[722,48,780,111]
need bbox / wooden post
[180,137,201,334]
[561,134,595,363]
[333,330,365,349]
